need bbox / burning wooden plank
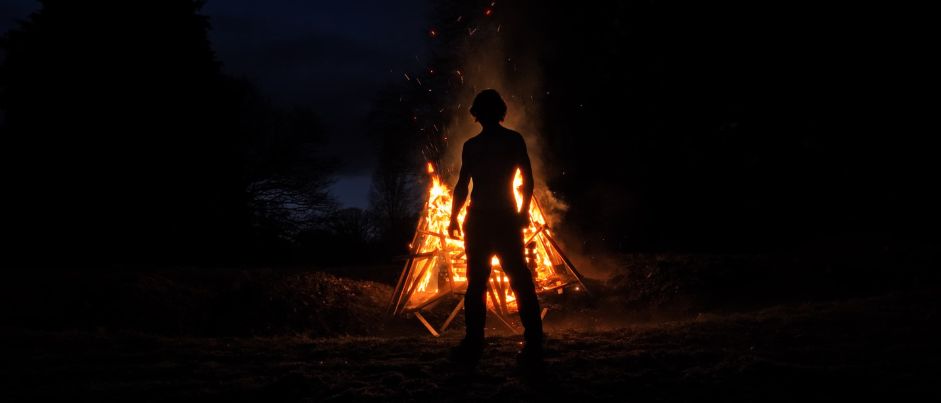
[389,164,587,336]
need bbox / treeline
[0,0,391,267]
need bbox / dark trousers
[463,210,544,342]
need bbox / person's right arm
[449,143,471,238]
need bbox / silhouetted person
[448,89,544,364]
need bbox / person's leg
[496,231,544,344]
[463,228,492,343]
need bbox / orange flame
[404,164,565,312]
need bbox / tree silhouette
[365,88,423,254]
[1,0,249,264]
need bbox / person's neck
[479,122,502,132]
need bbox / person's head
[470,89,507,126]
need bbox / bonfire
[389,163,587,336]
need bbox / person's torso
[465,128,523,214]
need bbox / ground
[5,291,937,402]
[3,252,938,401]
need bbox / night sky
[0,0,430,208]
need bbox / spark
[428,27,438,38]
[484,7,494,16]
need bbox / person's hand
[448,217,462,239]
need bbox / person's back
[462,126,529,214]
[448,89,543,366]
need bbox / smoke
[429,15,630,282]
[430,6,621,281]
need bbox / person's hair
[469,89,507,124]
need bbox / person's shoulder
[462,134,482,152]
[464,134,482,146]
[502,127,526,145]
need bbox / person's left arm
[518,135,534,223]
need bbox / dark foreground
[5,292,937,402]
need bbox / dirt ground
[5,291,937,402]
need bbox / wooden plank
[418,229,448,239]
[489,308,520,334]
[405,255,436,295]
[494,270,509,314]
[542,232,591,295]
[389,214,427,314]
[537,280,575,294]
[395,252,437,314]
[388,257,414,315]
[486,284,503,317]
[437,233,454,293]
[442,251,455,293]
[525,224,546,245]
[406,288,451,312]
[439,298,464,333]
[393,256,422,315]
[531,197,550,229]
[537,234,564,272]
[414,312,440,337]
[418,226,466,241]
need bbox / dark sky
[0,0,430,208]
